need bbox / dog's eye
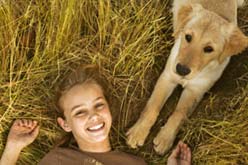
[185,34,192,43]
[204,46,214,53]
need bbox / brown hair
[55,64,109,147]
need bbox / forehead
[185,12,228,43]
[59,83,104,111]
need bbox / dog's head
[173,4,248,79]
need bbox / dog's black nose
[176,63,191,76]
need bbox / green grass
[0,0,248,164]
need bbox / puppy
[127,0,248,155]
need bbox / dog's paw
[153,128,175,155]
[126,120,150,148]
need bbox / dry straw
[0,0,247,164]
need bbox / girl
[0,65,191,165]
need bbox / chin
[89,134,109,143]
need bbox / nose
[89,112,99,122]
[176,63,191,76]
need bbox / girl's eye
[95,103,104,109]
[75,110,86,116]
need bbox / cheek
[70,117,88,130]
[192,54,216,71]
[102,109,112,123]
[202,52,219,64]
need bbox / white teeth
[88,123,104,131]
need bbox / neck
[76,137,111,153]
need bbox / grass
[0,0,248,164]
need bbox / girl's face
[58,83,112,144]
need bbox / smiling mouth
[87,123,105,132]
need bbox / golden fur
[126,0,248,155]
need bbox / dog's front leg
[153,87,205,154]
[126,72,177,148]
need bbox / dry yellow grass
[0,0,247,164]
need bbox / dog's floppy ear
[219,26,248,63]
[173,4,203,37]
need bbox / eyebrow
[71,104,85,112]
[71,97,103,112]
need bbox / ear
[173,4,203,37]
[219,26,248,63]
[57,117,72,132]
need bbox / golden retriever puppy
[127,0,248,155]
